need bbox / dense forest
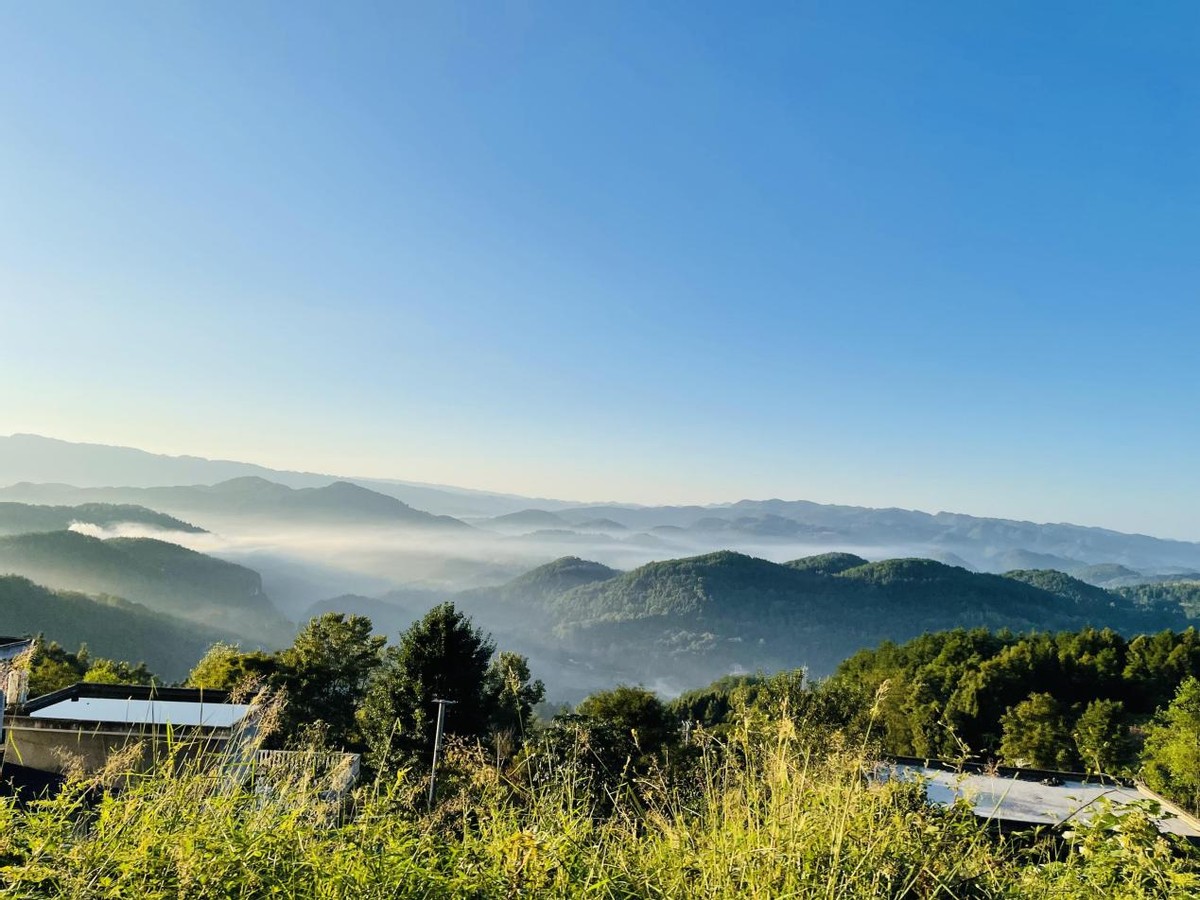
[453,552,1196,689]
[0,530,292,643]
[0,575,241,680]
[673,626,1200,812]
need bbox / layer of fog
[61,518,957,701]
[67,515,932,616]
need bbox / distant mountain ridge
[0,502,203,536]
[5,433,1200,577]
[0,478,468,530]
[0,434,570,518]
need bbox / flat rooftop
[18,683,254,730]
[0,637,33,661]
[28,696,253,728]
[887,760,1200,840]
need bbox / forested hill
[551,553,1178,631]
[453,552,1192,691]
[0,575,240,679]
[0,501,203,536]
[0,530,292,644]
[782,552,869,575]
[460,556,620,612]
[0,478,469,530]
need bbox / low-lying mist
[68,516,935,620]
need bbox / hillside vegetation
[0,501,203,536]
[0,575,239,679]
[0,530,292,643]
[454,552,1190,690]
[1115,581,1200,619]
[4,658,1199,899]
[0,477,469,529]
[823,626,1200,807]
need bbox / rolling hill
[0,433,557,518]
[0,531,292,644]
[480,509,573,532]
[460,556,620,612]
[0,575,241,680]
[438,552,1192,691]
[0,502,203,536]
[0,478,469,530]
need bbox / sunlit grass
[1,713,1197,898]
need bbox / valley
[2,436,1199,699]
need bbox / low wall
[4,716,233,777]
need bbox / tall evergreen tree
[358,603,496,773]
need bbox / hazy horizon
[4,431,1200,546]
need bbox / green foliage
[458,555,620,616]
[1003,568,1126,607]
[186,617,386,750]
[182,608,537,761]
[782,551,869,575]
[0,531,293,644]
[504,552,1190,690]
[576,685,676,756]
[1117,581,1200,619]
[81,657,155,686]
[670,673,767,728]
[485,650,545,749]
[0,573,227,684]
[358,603,498,772]
[523,686,679,802]
[1073,699,1135,774]
[26,642,88,696]
[186,642,279,691]
[999,693,1078,769]
[831,627,1200,773]
[2,705,1198,898]
[1142,677,1200,812]
[276,613,386,749]
[26,641,157,696]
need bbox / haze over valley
[3,433,1199,697]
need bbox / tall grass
[1,712,1197,898]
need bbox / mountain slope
[1002,568,1123,608]
[783,552,868,576]
[471,552,1190,689]
[0,575,241,679]
[461,556,620,612]
[0,531,292,643]
[0,478,467,530]
[0,433,566,518]
[0,502,203,536]
[552,501,1200,572]
[482,509,573,532]
[6,435,1200,573]
[1113,581,1200,619]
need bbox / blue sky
[2,3,1197,538]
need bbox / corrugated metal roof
[887,761,1200,839]
[0,638,33,661]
